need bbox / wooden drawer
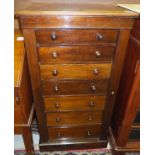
[40,64,112,80]
[44,96,106,112]
[42,79,108,96]
[46,111,103,126]
[36,29,118,44]
[38,46,114,64]
[48,125,102,140]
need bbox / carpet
[14,148,112,155]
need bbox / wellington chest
[16,4,138,151]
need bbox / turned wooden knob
[51,32,57,40]
[93,68,99,75]
[91,85,96,91]
[111,91,115,95]
[96,33,103,40]
[52,51,58,59]
[56,117,61,123]
[55,102,60,109]
[95,51,101,57]
[15,96,20,104]
[89,101,95,107]
[52,69,58,76]
[54,85,59,92]
[87,130,91,136]
[88,115,92,121]
[57,132,61,138]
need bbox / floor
[14,132,139,155]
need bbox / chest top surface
[15,3,138,17]
[14,30,25,87]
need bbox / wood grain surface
[43,95,106,112]
[38,46,115,64]
[46,111,103,126]
[40,63,112,80]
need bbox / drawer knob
[93,68,99,75]
[111,91,115,95]
[57,132,61,138]
[96,33,103,40]
[91,85,96,91]
[95,51,101,57]
[87,130,92,136]
[52,69,58,76]
[52,52,58,59]
[88,115,92,121]
[55,102,60,109]
[90,101,95,107]
[15,96,20,104]
[51,32,57,40]
[56,117,61,123]
[54,85,59,92]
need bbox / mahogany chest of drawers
[16,4,138,151]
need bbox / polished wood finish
[36,29,118,44]
[14,30,34,153]
[16,3,138,17]
[42,79,109,96]
[40,138,107,151]
[46,111,103,126]
[19,16,135,29]
[48,125,102,140]
[108,127,140,154]
[14,30,25,87]
[17,4,138,151]
[40,63,112,80]
[38,46,114,64]
[23,29,48,142]
[14,31,32,124]
[14,1,139,29]
[16,5,137,30]
[102,29,131,131]
[109,17,140,154]
[44,96,105,112]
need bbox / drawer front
[48,125,101,140]
[44,96,106,112]
[38,46,114,64]
[42,80,108,96]
[40,64,112,80]
[36,29,118,44]
[46,111,103,126]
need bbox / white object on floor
[14,132,39,151]
[14,135,25,150]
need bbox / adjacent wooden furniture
[14,30,34,153]
[16,4,138,151]
[109,17,140,154]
